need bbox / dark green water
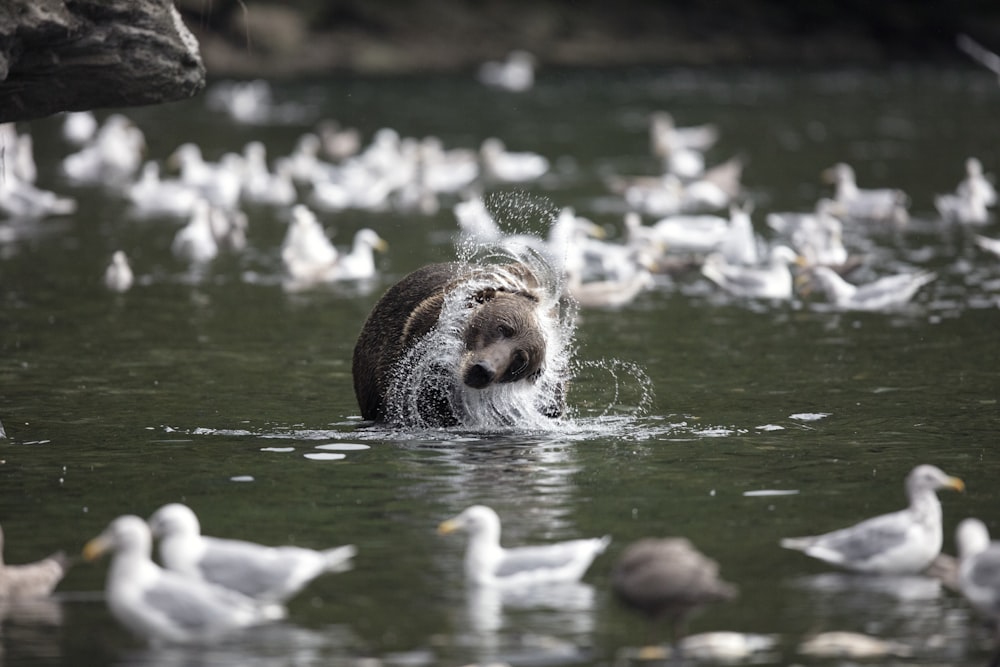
[1,66,999,666]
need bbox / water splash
[383,244,576,432]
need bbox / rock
[0,0,205,123]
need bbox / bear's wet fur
[352,261,564,425]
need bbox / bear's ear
[470,287,498,304]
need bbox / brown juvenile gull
[0,524,69,598]
[611,537,737,645]
[437,505,610,587]
[781,464,964,574]
[147,503,356,604]
[84,515,285,645]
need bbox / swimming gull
[171,199,219,264]
[84,514,285,644]
[956,518,1000,632]
[612,537,737,644]
[781,464,964,574]
[807,265,936,311]
[103,250,134,293]
[701,244,800,300]
[479,138,549,182]
[477,51,536,92]
[437,505,610,588]
[147,503,356,603]
[823,162,909,224]
[0,523,69,598]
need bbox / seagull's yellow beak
[82,535,110,562]
[375,238,389,253]
[944,476,965,493]
[437,519,460,535]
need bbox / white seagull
[437,505,610,588]
[807,265,936,311]
[955,518,1000,631]
[103,250,134,293]
[147,503,356,604]
[84,515,285,645]
[477,51,536,92]
[781,464,964,574]
[701,245,800,300]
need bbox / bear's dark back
[352,262,471,421]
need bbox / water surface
[2,66,999,666]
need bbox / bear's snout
[464,360,496,388]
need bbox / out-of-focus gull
[281,204,338,283]
[624,211,730,254]
[0,524,69,598]
[798,632,914,659]
[975,234,1000,258]
[781,464,964,574]
[936,157,994,224]
[649,111,719,156]
[958,157,997,206]
[84,515,285,644]
[767,199,849,268]
[956,518,1000,631]
[717,203,760,265]
[477,51,536,92]
[806,265,936,311]
[612,537,737,644]
[935,184,990,225]
[823,162,909,224]
[62,114,145,184]
[480,138,549,182]
[103,250,134,293]
[172,200,219,264]
[701,245,800,300]
[418,136,480,194]
[147,503,356,604]
[127,162,200,218]
[454,194,502,245]
[205,79,274,124]
[568,266,655,309]
[62,111,98,146]
[316,119,362,162]
[0,176,77,220]
[240,141,296,207]
[319,228,388,282]
[437,505,610,588]
[957,34,1000,82]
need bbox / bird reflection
[454,582,596,666]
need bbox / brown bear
[352,261,570,427]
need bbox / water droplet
[230,475,254,482]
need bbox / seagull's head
[83,515,152,561]
[956,517,991,561]
[906,464,965,498]
[147,503,202,540]
[437,505,502,541]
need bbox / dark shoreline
[178,0,1000,78]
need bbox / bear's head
[460,287,546,390]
